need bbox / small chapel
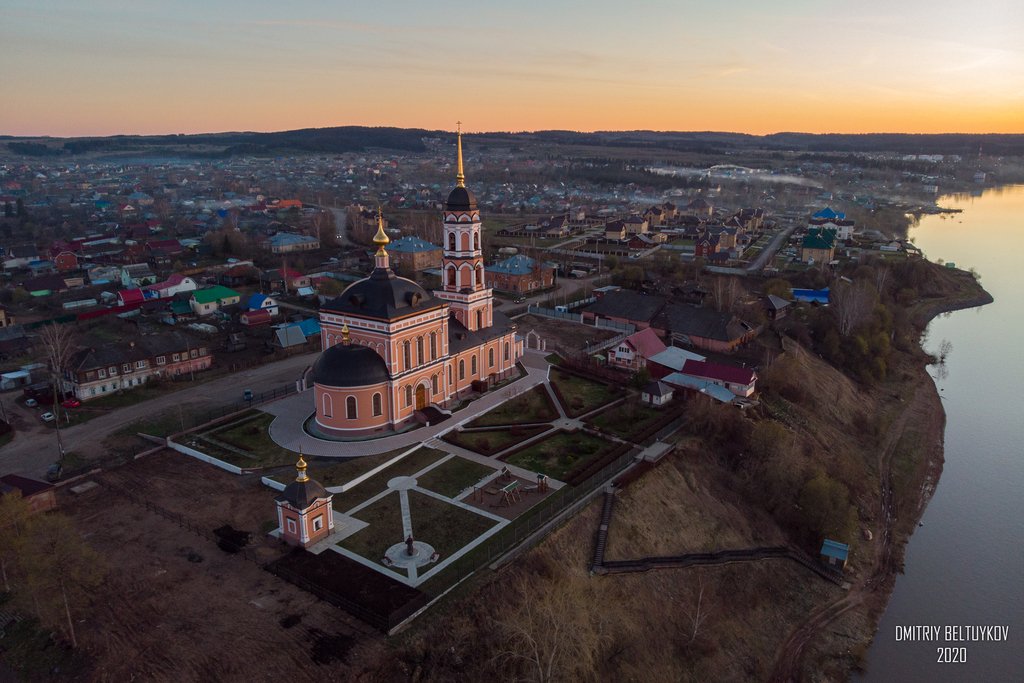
[310,130,523,437]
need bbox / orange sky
[2,1,1022,136]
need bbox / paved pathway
[261,351,551,457]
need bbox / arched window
[429,331,437,360]
[460,232,470,251]
[403,340,411,369]
[322,393,333,417]
[476,310,483,329]
[504,342,510,362]
[447,266,456,287]
[431,374,438,394]
[346,396,357,420]
[405,385,413,407]
[471,356,477,375]
[372,392,382,417]
[458,360,465,380]
[417,336,424,365]
[489,348,495,367]
[477,265,484,286]
[448,365,453,385]
[448,232,456,251]
[474,233,480,250]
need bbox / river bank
[793,266,993,681]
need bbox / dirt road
[0,351,318,479]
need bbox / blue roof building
[487,254,540,276]
[820,539,849,569]
[813,207,846,220]
[388,236,439,254]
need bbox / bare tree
[711,276,741,313]
[682,577,712,644]
[19,513,105,648]
[492,574,608,683]
[37,323,77,463]
[873,265,891,295]
[830,280,876,337]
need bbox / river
[859,185,1024,681]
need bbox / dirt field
[53,451,384,681]
[512,314,618,358]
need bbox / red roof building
[607,327,667,371]
[680,359,757,397]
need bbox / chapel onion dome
[312,342,390,387]
[278,456,328,509]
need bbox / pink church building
[311,133,523,437]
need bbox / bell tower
[435,124,493,331]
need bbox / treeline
[8,126,430,158]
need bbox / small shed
[240,309,272,327]
[641,380,675,407]
[820,539,849,570]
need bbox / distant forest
[5,127,1024,158]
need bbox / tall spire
[455,121,465,188]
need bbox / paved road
[0,351,319,479]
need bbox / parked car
[40,412,55,422]
[61,398,81,409]
[45,462,63,482]
[513,297,526,304]
[24,398,38,408]
[243,389,254,402]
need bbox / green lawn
[336,489,499,562]
[337,492,405,560]
[443,425,549,456]
[467,384,559,427]
[414,456,497,497]
[328,447,448,512]
[549,369,619,417]
[587,399,670,440]
[271,445,413,488]
[504,429,616,481]
[407,491,499,558]
[202,413,294,468]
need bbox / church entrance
[415,384,428,410]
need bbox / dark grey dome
[278,477,328,510]
[312,344,389,387]
[445,185,477,211]
[322,269,439,320]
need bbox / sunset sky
[2,0,1022,137]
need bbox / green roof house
[190,286,241,316]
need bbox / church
[310,132,523,438]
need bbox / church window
[471,356,477,375]
[448,365,453,385]
[403,340,411,369]
[430,331,437,359]
[459,360,465,380]
[322,393,333,417]
[474,233,480,250]
[346,396,357,419]
[476,310,483,329]
[405,385,413,407]
[504,342,510,362]
[431,374,438,393]
[447,266,456,287]
[489,348,495,367]
[417,336,424,365]
[372,393,382,417]
[286,518,297,534]
[313,515,323,532]
[448,232,456,251]
[460,232,470,251]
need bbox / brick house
[486,255,555,294]
[388,236,443,272]
[64,333,212,401]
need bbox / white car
[40,412,55,422]
[25,398,38,408]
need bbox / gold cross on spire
[455,121,465,188]
[372,204,390,253]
